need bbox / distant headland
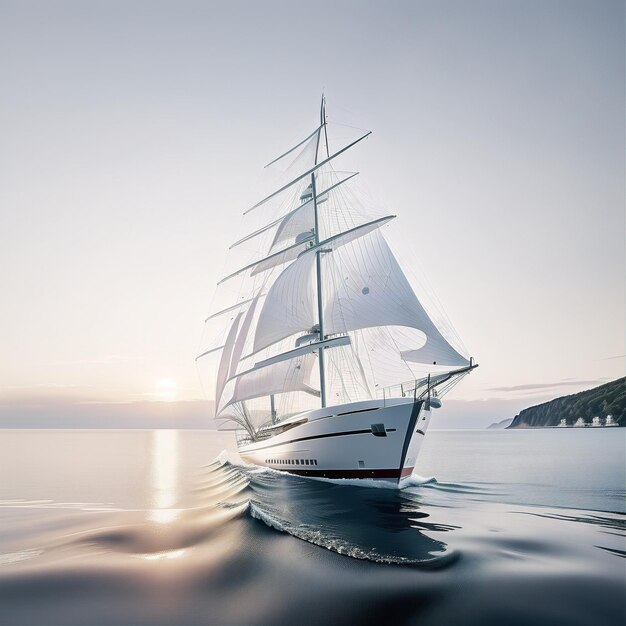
[507,377,625,429]
[487,418,513,429]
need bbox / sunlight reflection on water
[147,430,180,524]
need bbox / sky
[0,0,623,429]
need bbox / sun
[154,378,178,400]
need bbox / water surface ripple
[0,429,624,625]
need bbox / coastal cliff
[507,377,626,428]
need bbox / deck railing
[375,378,430,403]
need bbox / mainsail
[198,97,470,435]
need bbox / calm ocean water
[0,428,624,625]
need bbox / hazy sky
[1,0,623,428]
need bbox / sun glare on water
[148,430,180,524]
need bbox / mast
[270,394,277,425]
[313,94,327,408]
[245,129,370,214]
[321,94,330,158]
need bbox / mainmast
[313,95,327,408]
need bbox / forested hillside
[508,378,625,428]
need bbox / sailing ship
[198,97,477,484]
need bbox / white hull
[238,397,431,485]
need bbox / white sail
[251,229,468,367]
[214,312,243,410]
[271,197,315,250]
[327,231,468,367]
[245,131,371,214]
[252,218,395,353]
[218,239,311,285]
[217,353,319,415]
[309,214,395,254]
[347,326,419,390]
[204,296,259,323]
[400,339,468,367]
[231,172,357,250]
[269,173,360,249]
[253,335,350,369]
[220,212,393,286]
[252,250,317,353]
[228,295,260,377]
[218,336,349,415]
[264,126,321,170]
